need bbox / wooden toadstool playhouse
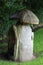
[8,9,39,62]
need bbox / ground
[0,28,43,65]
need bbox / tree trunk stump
[13,25,34,62]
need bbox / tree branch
[32,23,43,32]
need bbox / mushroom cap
[21,10,39,24]
[10,9,39,24]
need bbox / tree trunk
[13,25,34,62]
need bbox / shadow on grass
[0,51,41,61]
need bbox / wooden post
[13,25,35,62]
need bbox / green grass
[34,28,43,53]
[0,28,43,65]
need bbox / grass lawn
[0,28,43,65]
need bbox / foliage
[36,8,43,23]
[0,0,26,34]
